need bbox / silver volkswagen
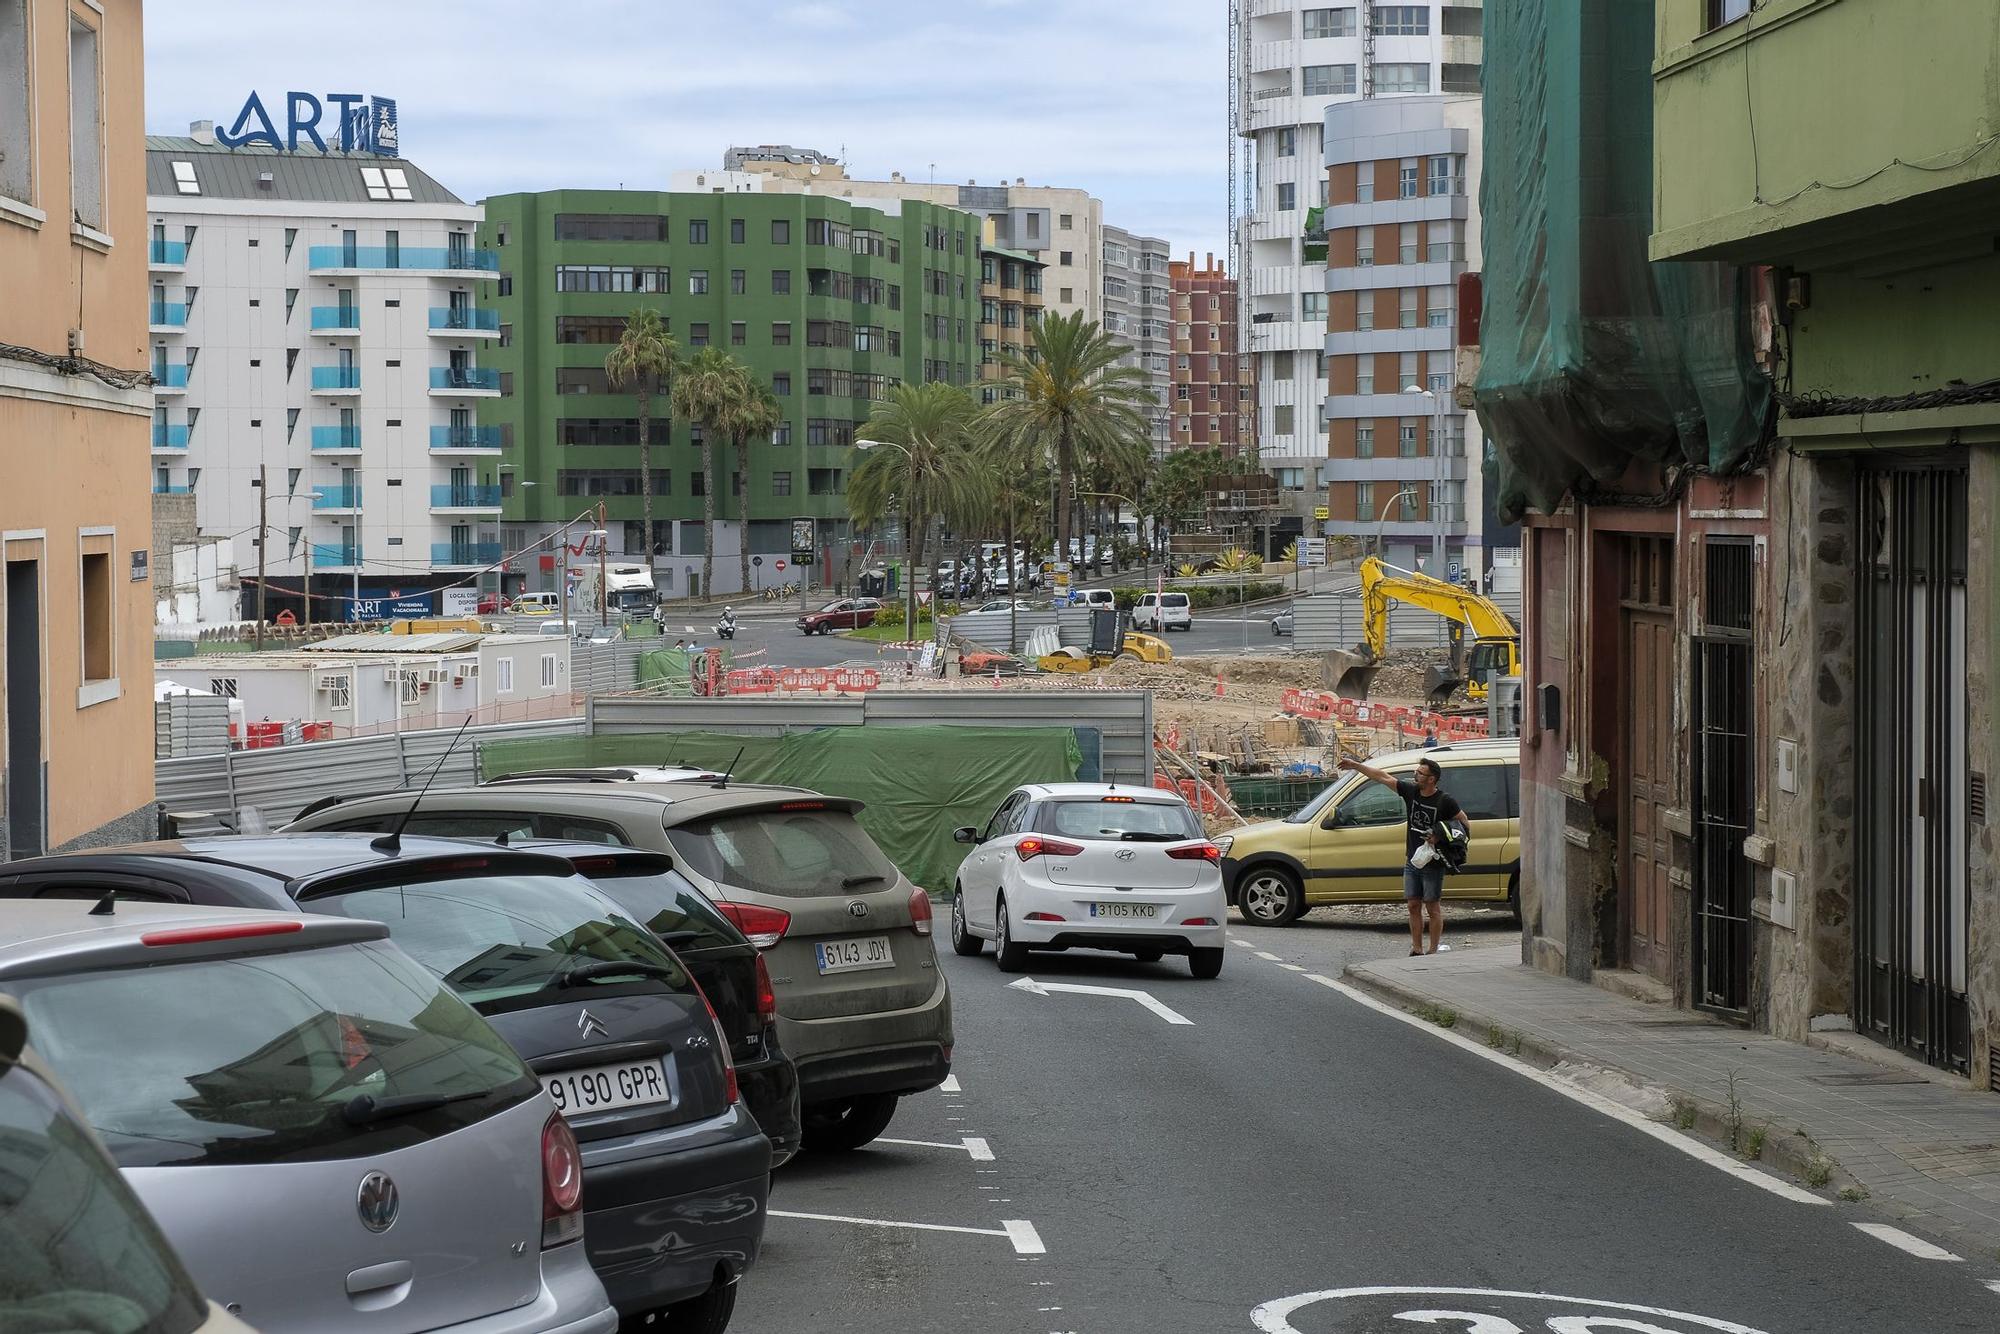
[0,899,618,1334]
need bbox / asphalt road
[735,908,2000,1333]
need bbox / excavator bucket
[1423,665,1466,707]
[1324,647,1380,699]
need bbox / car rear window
[12,940,537,1169]
[579,866,744,953]
[1162,594,1190,608]
[667,808,897,898]
[1040,799,1202,841]
[308,873,691,1008]
[0,1063,210,1334]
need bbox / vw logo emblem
[1114,848,1136,861]
[846,900,869,918]
[356,1172,399,1233]
[577,1009,609,1040]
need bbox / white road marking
[1279,963,1306,972]
[940,1074,963,1094]
[1852,1223,1962,1261]
[770,1208,1046,1255]
[874,1135,995,1161]
[1254,1288,1769,1334]
[1230,938,1255,948]
[1003,1219,1047,1255]
[1007,976,1193,1025]
[1984,1279,2000,1296]
[1314,976,1831,1208]
[1255,951,1282,961]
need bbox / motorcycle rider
[717,605,737,639]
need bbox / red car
[477,593,511,614]
[796,598,881,635]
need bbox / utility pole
[560,527,571,640]
[255,464,268,650]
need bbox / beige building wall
[0,0,156,854]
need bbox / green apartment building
[477,190,983,597]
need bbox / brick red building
[1168,253,1254,459]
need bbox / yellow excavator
[1328,557,1521,705]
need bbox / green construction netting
[1473,0,1772,521]
[636,650,695,692]
[478,726,1082,893]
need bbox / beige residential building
[0,0,157,854]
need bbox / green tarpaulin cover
[478,726,1083,892]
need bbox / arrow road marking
[1008,976,1193,1025]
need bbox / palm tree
[670,346,743,601]
[727,375,783,600]
[984,310,1155,564]
[850,383,986,631]
[603,309,677,582]
[974,409,1050,652]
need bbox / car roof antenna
[374,716,474,854]
[711,746,745,790]
[88,891,117,916]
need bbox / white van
[1132,591,1192,632]
[1072,588,1117,612]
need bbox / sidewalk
[1344,948,2000,1258]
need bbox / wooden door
[1621,537,1675,983]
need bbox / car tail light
[1014,836,1084,862]
[693,984,740,1105]
[715,901,791,949]
[1167,842,1223,863]
[908,887,934,936]
[1184,917,1219,927]
[1024,911,1066,922]
[1100,795,1135,803]
[541,1113,584,1248]
[753,953,778,1027]
[141,919,303,947]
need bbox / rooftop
[144,137,465,206]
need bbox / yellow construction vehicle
[1037,631,1174,674]
[1328,557,1521,705]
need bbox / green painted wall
[476,190,982,533]
[1790,257,2000,401]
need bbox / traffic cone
[1214,676,1226,698]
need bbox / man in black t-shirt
[1337,754,1469,956]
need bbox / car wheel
[1237,866,1304,926]
[994,895,1030,972]
[1189,947,1225,979]
[801,1094,899,1153]
[638,1277,737,1334]
[950,890,983,957]
[1132,947,1165,963]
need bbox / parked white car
[1131,591,1193,632]
[948,784,1226,978]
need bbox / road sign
[1448,560,1463,582]
[775,559,787,572]
[752,555,763,567]
[1301,537,1328,566]
[1313,505,1330,521]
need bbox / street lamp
[1400,384,1448,579]
[1373,484,1417,559]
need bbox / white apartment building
[1101,226,1174,457]
[147,128,501,622]
[1232,1,1484,530]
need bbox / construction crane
[1329,557,1522,706]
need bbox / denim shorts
[1403,862,1445,902]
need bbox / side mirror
[953,826,978,844]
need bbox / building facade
[0,0,156,854]
[145,130,498,621]
[1320,94,1493,581]
[977,240,1045,402]
[1101,226,1173,456]
[478,190,982,598]
[1233,1,1484,537]
[1169,253,1254,459]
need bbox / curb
[1336,963,1855,1198]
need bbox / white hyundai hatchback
[948,784,1226,978]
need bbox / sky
[145,1,1233,261]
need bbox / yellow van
[1219,739,1521,925]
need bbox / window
[170,160,199,196]
[1428,155,1462,196]
[80,547,112,685]
[1400,422,1420,456]
[1357,364,1374,394]
[1274,405,1295,436]
[555,264,669,293]
[1400,163,1419,199]
[1441,62,1481,94]
[540,654,558,689]
[807,467,844,496]
[359,166,412,202]
[771,269,791,295]
[688,323,709,347]
[688,219,709,244]
[1304,7,1356,38]
[1374,62,1430,94]
[730,218,745,243]
[1443,5,1483,37]
[1399,488,1419,521]
[1355,480,1374,515]
[1707,0,1751,30]
[730,321,746,346]
[1302,64,1357,97]
[1276,183,1297,212]
[1276,127,1297,158]
[689,270,709,295]
[771,321,792,345]
[1356,171,1374,204]
[555,314,629,345]
[1301,291,1328,320]
[1427,288,1451,327]
[1371,5,1428,36]
[771,218,793,244]
[771,372,791,396]
[1355,290,1375,331]
[1400,352,1422,389]
[554,214,667,242]
[67,14,102,230]
[495,657,514,694]
[772,471,792,497]
[1356,424,1374,457]
[0,1,29,205]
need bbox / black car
[0,835,773,1331]
[508,840,802,1166]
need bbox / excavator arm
[1329,558,1521,704]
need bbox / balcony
[148,302,188,332]
[1250,266,1298,297]
[431,541,502,569]
[310,307,362,335]
[430,484,501,511]
[429,424,502,452]
[310,366,362,395]
[151,424,190,451]
[152,364,190,395]
[312,487,363,512]
[429,366,501,396]
[311,544,363,570]
[148,239,188,269]
[308,245,501,275]
[311,425,362,452]
[151,484,193,495]
[428,307,501,337]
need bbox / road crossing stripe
[1852,1223,1962,1261]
